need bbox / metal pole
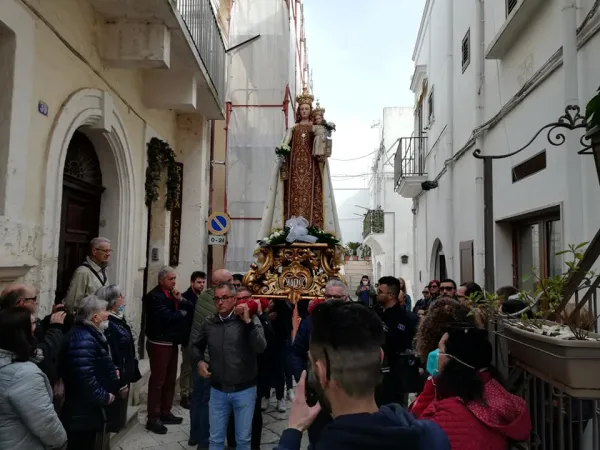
[483,158,495,291]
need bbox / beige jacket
[64,256,109,311]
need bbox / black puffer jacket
[105,314,141,388]
[60,322,119,432]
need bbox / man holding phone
[274,302,450,450]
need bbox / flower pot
[344,256,350,262]
[502,321,600,398]
[351,256,358,261]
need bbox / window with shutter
[507,0,518,16]
[459,240,474,284]
[462,29,471,73]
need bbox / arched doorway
[55,130,104,303]
[431,239,447,281]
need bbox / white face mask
[99,320,109,331]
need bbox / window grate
[462,29,471,72]
[507,0,518,16]
[428,87,434,124]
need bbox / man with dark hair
[179,271,207,410]
[232,273,244,289]
[290,280,349,448]
[274,302,450,450]
[456,281,483,303]
[439,279,457,299]
[375,277,419,407]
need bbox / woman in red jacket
[410,324,531,450]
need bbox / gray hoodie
[0,349,67,449]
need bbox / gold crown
[296,86,314,106]
[312,102,325,117]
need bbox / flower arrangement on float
[257,216,342,248]
[275,144,291,158]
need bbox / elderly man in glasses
[64,237,112,313]
[0,284,66,388]
[191,282,266,450]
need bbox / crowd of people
[0,234,534,450]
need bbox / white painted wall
[365,107,415,298]
[408,0,600,294]
[0,0,212,344]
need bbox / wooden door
[55,130,104,303]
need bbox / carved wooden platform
[243,243,346,303]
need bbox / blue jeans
[208,386,257,450]
[190,370,210,446]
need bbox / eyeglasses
[439,286,454,292]
[21,296,37,303]
[214,296,233,303]
[94,248,112,254]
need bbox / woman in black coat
[97,285,142,433]
[60,295,120,450]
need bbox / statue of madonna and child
[258,88,342,241]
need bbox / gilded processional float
[243,88,347,303]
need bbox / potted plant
[360,244,372,261]
[474,243,600,398]
[347,242,361,261]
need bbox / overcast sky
[303,0,425,191]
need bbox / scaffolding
[224,0,309,272]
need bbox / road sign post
[208,234,226,245]
[207,212,231,236]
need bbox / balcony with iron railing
[87,0,226,118]
[394,136,428,198]
[363,209,384,239]
[177,0,226,104]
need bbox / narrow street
[115,394,309,450]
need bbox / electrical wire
[330,150,377,161]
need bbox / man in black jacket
[191,282,267,450]
[374,276,419,407]
[0,284,66,386]
[144,266,191,434]
[180,270,206,410]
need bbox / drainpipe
[384,212,396,276]
[446,0,455,278]
[562,0,584,245]
[474,0,488,288]
[412,199,419,290]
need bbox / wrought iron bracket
[473,105,592,160]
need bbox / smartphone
[305,364,319,407]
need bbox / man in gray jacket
[190,282,266,450]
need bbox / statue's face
[314,115,323,125]
[299,103,311,119]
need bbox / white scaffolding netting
[225,0,294,272]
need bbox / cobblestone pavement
[116,395,309,450]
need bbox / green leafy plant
[586,85,600,130]
[145,138,179,210]
[347,242,361,256]
[469,242,599,340]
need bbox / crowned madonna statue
[259,88,342,239]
